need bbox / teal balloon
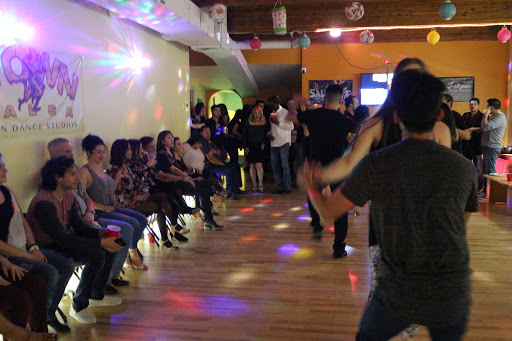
[298,35,311,49]
[440,1,456,20]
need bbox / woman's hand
[0,276,10,286]
[135,194,150,201]
[185,177,196,187]
[104,205,115,213]
[0,257,27,282]
[260,144,265,150]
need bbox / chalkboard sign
[439,77,474,102]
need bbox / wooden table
[484,174,512,215]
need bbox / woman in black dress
[243,106,268,192]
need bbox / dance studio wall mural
[308,80,353,105]
[0,45,84,137]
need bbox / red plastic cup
[507,173,512,181]
[270,113,277,119]
[106,225,121,238]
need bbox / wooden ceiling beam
[230,26,504,44]
[190,1,512,35]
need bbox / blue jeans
[96,207,147,250]
[42,247,115,317]
[8,257,58,297]
[271,143,291,191]
[95,217,133,284]
[482,146,502,174]
[356,287,469,341]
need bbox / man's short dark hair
[211,104,220,112]
[41,156,75,191]
[487,98,501,110]
[187,134,203,146]
[267,95,281,105]
[442,93,454,105]
[324,84,343,104]
[345,95,357,108]
[199,125,211,133]
[255,100,264,106]
[390,69,446,134]
[140,136,154,149]
[469,97,480,105]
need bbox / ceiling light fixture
[329,29,342,37]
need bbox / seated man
[47,138,132,294]
[305,70,477,340]
[27,157,123,329]
[199,126,243,199]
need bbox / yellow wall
[0,0,190,209]
[301,41,510,117]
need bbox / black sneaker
[48,319,71,333]
[311,231,322,242]
[274,189,284,194]
[112,278,129,287]
[333,250,348,259]
[227,194,239,200]
[204,220,224,231]
[234,188,246,195]
[282,189,292,194]
[174,232,189,242]
[104,285,119,295]
[162,239,179,249]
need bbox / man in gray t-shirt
[480,98,507,175]
[305,70,478,340]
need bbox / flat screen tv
[360,73,393,106]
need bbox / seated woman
[110,139,183,248]
[153,131,200,230]
[0,255,50,337]
[78,135,148,271]
[176,136,224,230]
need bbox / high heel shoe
[126,250,148,270]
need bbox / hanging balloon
[272,3,287,35]
[497,26,511,43]
[427,29,440,45]
[360,30,374,45]
[250,35,262,50]
[345,2,365,21]
[439,0,456,20]
[298,34,311,49]
[208,3,227,23]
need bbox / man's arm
[457,128,471,140]
[205,150,225,166]
[33,201,101,251]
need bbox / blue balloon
[440,0,456,20]
[298,35,311,49]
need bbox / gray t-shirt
[481,112,506,148]
[341,138,478,327]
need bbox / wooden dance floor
[55,186,512,340]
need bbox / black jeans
[308,195,348,253]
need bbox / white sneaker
[69,305,96,324]
[89,296,122,307]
